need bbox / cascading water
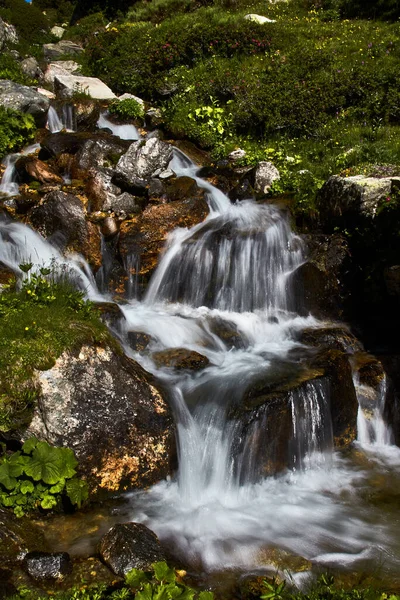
[1,147,400,583]
[0,143,41,197]
[47,105,76,133]
[97,112,139,140]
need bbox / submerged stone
[152,348,210,370]
[99,522,165,576]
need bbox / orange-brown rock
[16,156,63,185]
[152,348,209,371]
[119,191,208,279]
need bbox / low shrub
[0,54,35,86]
[0,437,89,517]
[108,97,145,120]
[0,107,36,159]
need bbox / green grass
[0,271,113,433]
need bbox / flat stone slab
[54,75,116,100]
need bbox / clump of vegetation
[0,0,52,51]
[0,107,36,159]
[0,264,112,433]
[0,437,89,517]
[0,54,36,86]
[108,98,145,120]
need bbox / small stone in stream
[99,522,166,576]
[24,552,72,580]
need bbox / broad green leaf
[15,493,28,505]
[49,479,65,494]
[153,562,175,584]
[198,592,214,600]
[136,583,154,600]
[174,588,195,600]
[1,494,15,506]
[20,480,34,494]
[40,494,58,509]
[23,442,61,484]
[125,568,148,588]
[65,478,89,508]
[22,437,40,454]
[55,447,78,480]
[0,462,21,489]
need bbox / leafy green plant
[124,561,214,600]
[108,98,145,120]
[0,437,89,517]
[0,107,36,159]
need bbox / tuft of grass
[0,267,113,433]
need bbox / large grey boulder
[0,80,50,126]
[43,40,84,61]
[54,75,116,100]
[26,345,175,493]
[317,174,400,225]
[99,523,166,576]
[114,138,173,192]
[43,61,82,85]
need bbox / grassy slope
[78,0,400,215]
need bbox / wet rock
[0,508,48,566]
[228,176,254,202]
[43,41,84,61]
[24,552,72,580]
[164,176,201,201]
[85,168,121,213]
[40,131,95,159]
[109,192,144,216]
[102,216,119,237]
[75,136,129,172]
[0,571,17,600]
[15,156,62,185]
[208,317,246,349]
[26,345,175,492]
[173,141,210,166]
[54,75,116,100]
[309,349,358,447]
[99,522,166,576]
[354,354,385,389]
[127,332,153,352]
[145,107,164,129]
[118,191,208,280]
[299,326,363,354]
[115,138,173,190]
[252,161,280,195]
[29,190,102,270]
[0,80,50,126]
[293,234,350,319]
[236,347,358,475]
[20,57,43,80]
[152,348,210,370]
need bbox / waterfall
[0,143,41,197]
[355,374,394,447]
[1,147,399,579]
[47,105,76,133]
[97,112,139,140]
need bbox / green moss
[0,270,114,433]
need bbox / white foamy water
[97,112,139,140]
[0,143,40,197]
[47,105,76,133]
